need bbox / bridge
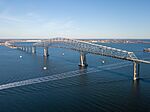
[6,37,150,81]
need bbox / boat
[43,67,47,70]
[143,48,150,52]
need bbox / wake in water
[0,61,132,91]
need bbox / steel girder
[33,37,138,60]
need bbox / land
[0,39,150,46]
[80,39,150,44]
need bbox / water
[0,42,150,112]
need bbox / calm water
[0,42,150,112]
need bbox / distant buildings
[82,39,150,44]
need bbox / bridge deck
[7,38,150,64]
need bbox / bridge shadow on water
[99,67,132,79]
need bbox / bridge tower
[133,61,140,80]
[79,52,88,67]
[43,47,49,57]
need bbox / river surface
[0,42,150,112]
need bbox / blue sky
[0,0,150,39]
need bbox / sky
[0,0,150,39]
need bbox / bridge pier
[133,62,140,80]
[25,47,28,52]
[28,47,30,53]
[23,46,26,52]
[32,46,36,54]
[21,47,23,50]
[22,46,25,51]
[79,52,88,67]
[43,47,49,57]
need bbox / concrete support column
[32,46,36,54]
[22,47,24,51]
[133,61,140,80]
[29,47,32,53]
[79,52,88,67]
[43,47,49,57]
[23,46,26,51]
[23,47,25,51]
[25,47,28,52]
